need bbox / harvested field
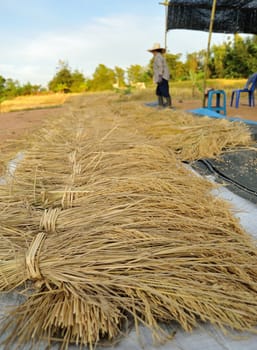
[0,92,257,349]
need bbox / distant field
[0,79,246,112]
[172,78,245,89]
[170,78,246,99]
[0,93,69,113]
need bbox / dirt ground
[0,98,256,147]
[0,106,67,146]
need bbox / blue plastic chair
[230,73,257,108]
[207,89,227,115]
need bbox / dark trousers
[156,78,170,98]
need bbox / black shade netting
[167,1,257,34]
[192,145,257,204]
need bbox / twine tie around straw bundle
[61,190,76,208]
[40,207,62,232]
[68,150,77,163]
[25,232,46,280]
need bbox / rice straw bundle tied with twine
[0,93,257,349]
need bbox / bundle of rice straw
[1,224,257,349]
[0,93,257,350]
[108,96,254,162]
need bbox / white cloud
[2,10,249,87]
[1,13,164,87]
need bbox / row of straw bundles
[0,97,257,349]
[0,92,253,169]
[110,97,254,162]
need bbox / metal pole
[202,0,217,107]
[159,0,169,51]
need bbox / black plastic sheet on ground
[167,1,257,34]
[192,145,257,204]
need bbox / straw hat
[147,43,166,53]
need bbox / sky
[0,0,249,88]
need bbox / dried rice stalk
[0,93,257,349]
[106,96,254,161]
[1,226,257,349]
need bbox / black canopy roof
[167,1,257,34]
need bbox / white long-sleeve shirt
[153,52,170,83]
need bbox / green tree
[223,34,248,77]
[221,34,257,78]
[48,60,73,92]
[89,64,115,91]
[209,43,227,78]
[70,70,87,92]
[184,53,199,75]
[114,66,126,88]
[127,64,149,84]
[0,75,6,95]
[242,35,257,73]
[20,82,42,95]
[165,53,185,81]
[0,75,6,103]
[4,79,20,98]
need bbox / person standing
[148,43,172,108]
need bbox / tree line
[1,34,257,101]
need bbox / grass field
[0,79,246,113]
[170,78,246,99]
[0,93,69,112]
